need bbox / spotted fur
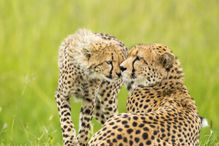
[55,29,127,146]
[89,44,203,146]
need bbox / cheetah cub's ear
[160,52,174,70]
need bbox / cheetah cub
[89,44,205,146]
[56,29,127,146]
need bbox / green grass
[0,0,219,145]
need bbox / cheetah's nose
[120,65,127,72]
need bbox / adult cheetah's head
[120,44,177,88]
[83,41,126,81]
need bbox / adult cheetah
[56,29,127,146]
[89,44,207,146]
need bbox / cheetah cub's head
[84,42,126,81]
[120,44,177,89]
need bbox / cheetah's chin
[89,72,113,82]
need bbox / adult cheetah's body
[89,44,204,146]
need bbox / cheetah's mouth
[122,73,149,89]
[88,70,114,82]
[106,75,112,80]
[103,75,115,82]
[121,73,137,83]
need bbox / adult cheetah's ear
[159,52,174,70]
[82,48,91,60]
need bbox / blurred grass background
[0,0,219,145]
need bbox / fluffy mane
[58,29,102,69]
